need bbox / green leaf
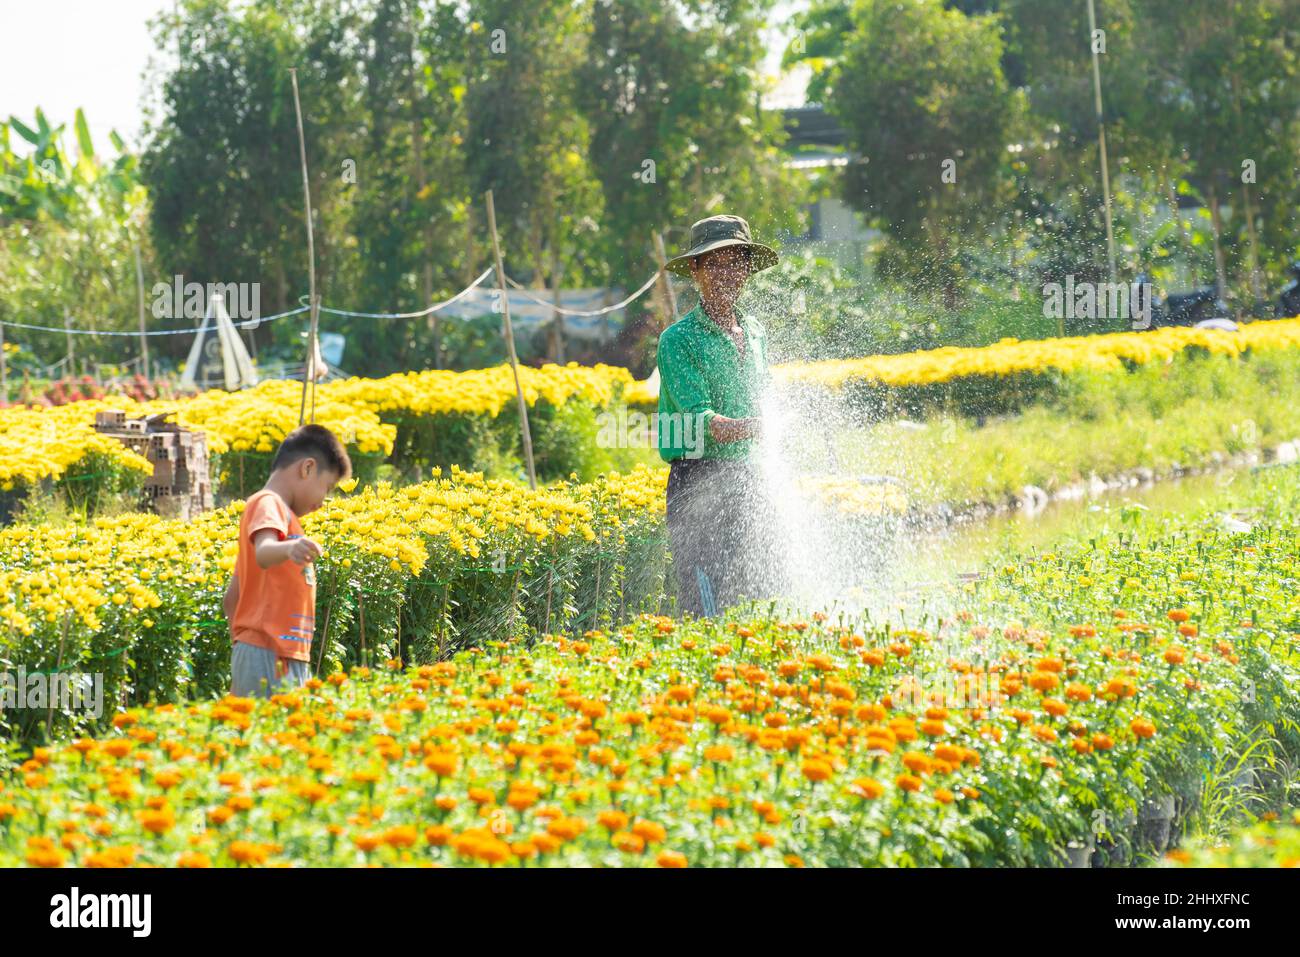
[75,108,95,160]
[9,116,40,145]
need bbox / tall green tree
[464,0,604,362]
[578,0,801,294]
[1119,0,1300,307]
[141,0,359,363]
[830,0,1015,307]
[340,0,472,372]
[0,109,153,375]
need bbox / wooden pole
[133,239,150,380]
[0,320,7,404]
[652,231,678,331]
[485,189,537,490]
[64,315,75,377]
[290,67,319,425]
[1086,0,1118,285]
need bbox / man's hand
[708,415,762,444]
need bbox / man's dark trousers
[665,457,781,617]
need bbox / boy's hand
[287,537,323,566]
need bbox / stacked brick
[93,410,213,519]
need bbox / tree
[141,0,359,363]
[464,0,605,362]
[0,109,153,374]
[578,0,802,302]
[340,0,473,372]
[1122,0,1300,308]
[830,0,1015,307]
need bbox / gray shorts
[230,641,310,698]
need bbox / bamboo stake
[652,232,678,330]
[64,315,75,376]
[358,589,367,668]
[315,583,337,677]
[485,189,537,489]
[1086,0,1117,285]
[133,239,150,380]
[46,612,71,740]
[289,67,319,425]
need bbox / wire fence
[0,263,661,339]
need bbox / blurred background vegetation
[2,0,1298,388]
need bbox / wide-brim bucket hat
[664,214,778,278]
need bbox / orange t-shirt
[232,489,316,663]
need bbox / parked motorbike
[1134,273,1230,328]
[1275,261,1300,319]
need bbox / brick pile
[93,410,213,519]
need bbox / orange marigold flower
[26,847,66,868]
[228,840,270,865]
[902,751,932,775]
[1130,717,1157,739]
[1064,683,1092,702]
[598,810,630,833]
[613,831,646,854]
[848,778,885,800]
[384,826,419,848]
[895,773,922,793]
[801,758,833,782]
[139,806,175,835]
[632,820,667,844]
[1028,671,1060,692]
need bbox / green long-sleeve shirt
[655,302,769,462]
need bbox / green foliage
[824,0,1017,306]
[824,348,1300,508]
[0,107,152,369]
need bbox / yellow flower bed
[775,316,1300,390]
[795,476,908,517]
[0,407,153,490]
[8,319,1300,497]
[322,363,639,417]
[0,464,667,640]
[0,363,646,493]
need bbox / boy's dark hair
[271,424,352,479]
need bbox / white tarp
[179,293,260,391]
[440,288,623,342]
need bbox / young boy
[222,424,352,698]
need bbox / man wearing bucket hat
[655,214,782,617]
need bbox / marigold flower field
[0,465,669,737]
[775,314,1300,391]
[2,465,1298,867]
[6,318,1300,503]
